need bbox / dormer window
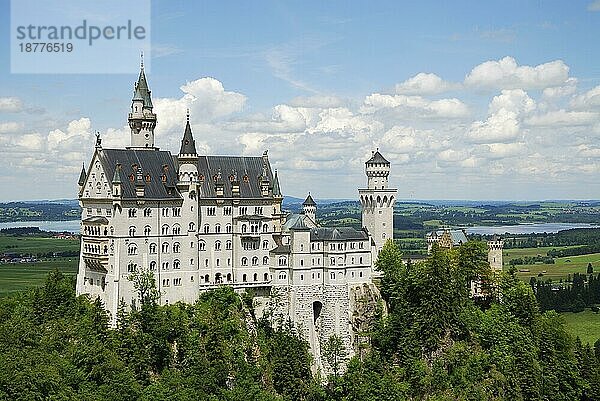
[243,175,249,183]
[129,174,135,182]
[161,174,167,183]
[145,174,151,183]
[132,164,138,172]
[198,174,205,183]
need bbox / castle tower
[127,55,157,149]
[302,193,317,224]
[358,150,397,256]
[177,110,199,186]
[487,236,504,272]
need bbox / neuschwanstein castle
[76,64,396,371]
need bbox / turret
[128,55,157,150]
[111,163,122,198]
[302,193,317,224]
[365,149,390,190]
[487,236,504,272]
[260,151,270,197]
[177,111,199,188]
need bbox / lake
[0,220,598,236]
[465,223,600,235]
[0,220,81,233]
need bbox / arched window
[162,242,169,253]
[253,273,258,282]
[189,222,196,231]
[128,243,137,255]
[204,274,209,283]
[129,226,136,237]
[149,243,157,254]
[226,240,232,250]
[127,262,137,272]
[173,242,180,253]
[262,224,268,233]
[252,256,258,266]
[149,261,156,271]
[144,225,151,236]
[203,224,209,234]
[226,224,232,233]
[241,224,247,234]
[199,241,206,251]
[161,224,169,235]
[226,273,232,282]
[215,224,221,233]
[242,257,248,266]
[262,240,269,250]
[173,224,181,235]
[263,256,269,265]
[359,257,363,264]
[215,241,221,251]
[143,208,152,217]
[173,259,180,269]
[279,256,287,266]
[264,272,269,281]
[242,274,247,282]
[278,271,287,280]
[128,209,136,218]
[338,257,344,266]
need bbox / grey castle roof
[283,213,318,232]
[303,193,316,206]
[98,148,180,199]
[193,155,275,199]
[310,227,369,241]
[179,117,197,155]
[428,229,468,246]
[366,150,389,165]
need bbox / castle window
[241,224,247,234]
[173,224,181,235]
[330,257,335,266]
[262,240,269,250]
[128,209,137,218]
[253,273,258,282]
[359,271,363,278]
[243,274,247,282]
[173,242,180,253]
[242,257,248,266]
[239,207,247,215]
[128,244,137,255]
[174,278,181,286]
[189,222,196,231]
[172,207,181,217]
[129,226,136,237]
[173,259,180,269]
[278,256,287,266]
[330,244,335,251]
[144,225,151,236]
[359,257,363,264]
[199,241,206,251]
[216,258,220,267]
[162,242,169,253]
[255,207,262,215]
[227,273,232,282]
[215,241,221,251]
[162,208,169,217]
[278,271,287,280]
[127,262,137,273]
[263,256,269,265]
[207,207,216,216]
[243,175,249,183]
[203,224,209,233]
[161,225,169,235]
[149,243,157,254]
[300,260,304,266]
[224,207,232,216]
[226,240,232,250]
[359,242,364,249]
[198,174,204,183]
[330,272,335,280]
[252,256,258,266]
[300,274,304,281]
[227,258,231,266]
[161,174,167,183]
[150,261,156,271]
[162,262,169,270]
[143,208,152,217]
[262,224,268,233]
[145,174,151,183]
[226,224,232,233]
[204,274,209,283]
[162,278,170,287]
[190,258,194,266]
[215,224,221,233]
[264,273,269,281]
[204,259,209,267]
[215,273,222,283]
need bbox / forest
[0,241,599,400]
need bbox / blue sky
[1,0,600,200]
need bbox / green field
[561,311,600,345]
[0,258,78,296]
[0,236,80,254]
[504,246,599,281]
[0,235,80,296]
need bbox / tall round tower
[358,150,397,257]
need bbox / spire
[303,192,316,206]
[78,163,86,186]
[179,110,197,155]
[133,57,153,109]
[272,169,282,197]
[112,163,122,184]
